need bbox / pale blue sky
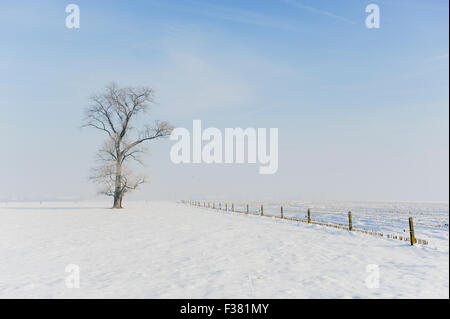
[0,0,448,201]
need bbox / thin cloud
[159,0,303,33]
[202,5,301,32]
[282,0,356,25]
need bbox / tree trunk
[113,191,123,209]
[113,160,123,209]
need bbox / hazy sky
[0,0,448,201]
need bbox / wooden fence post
[246,204,249,214]
[281,206,284,219]
[261,205,264,216]
[307,209,311,224]
[409,217,416,246]
[232,204,234,212]
[348,211,353,231]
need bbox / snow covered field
[0,201,448,298]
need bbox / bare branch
[123,121,174,154]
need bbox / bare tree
[83,83,173,208]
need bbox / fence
[184,201,428,246]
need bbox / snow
[0,201,448,298]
